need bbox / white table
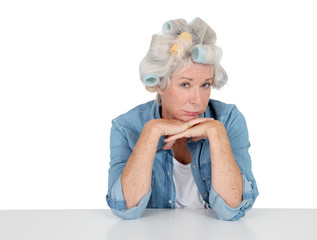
[0,208,316,240]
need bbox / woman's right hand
[147,118,209,149]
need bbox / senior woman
[106,17,259,220]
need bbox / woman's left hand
[163,118,217,149]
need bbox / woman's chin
[178,115,200,122]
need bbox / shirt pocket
[199,162,211,191]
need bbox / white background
[1,0,316,210]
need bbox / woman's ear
[155,85,164,95]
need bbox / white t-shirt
[173,158,209,209]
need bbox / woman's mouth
[184,111,201,116]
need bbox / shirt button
[167,172,170,176]
[168,200,172,204]
[204,193,208,197]
[192,165,196,168]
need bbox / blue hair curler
[142,75,160,87]
[192,45,220,64]
[189,17,198,26]
[162,21,172,31]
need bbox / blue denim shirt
[106,99,259,220]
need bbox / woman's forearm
[121,120,162,209]
[207,121,243,208]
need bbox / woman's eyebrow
[179,77,193,81]
[179,77,213,81]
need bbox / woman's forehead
[172,62,214,79]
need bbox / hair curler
[142,75,160,87]
[192,45,221,64]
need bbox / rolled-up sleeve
[209,173,258,220]
[106,120,151,220]
[209,105,259,221]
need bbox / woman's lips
[184,111,201,116]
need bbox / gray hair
[139,17,228,97]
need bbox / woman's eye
[180,82,190,88]
[202,83,211,88]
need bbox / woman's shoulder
[208,99,246,127]
[111,100,159,132]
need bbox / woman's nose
[189,88,201,104]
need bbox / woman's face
[157,63,214,122]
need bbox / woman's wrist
[205,120,223,139]
[144,119,164,137]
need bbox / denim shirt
[106,99,259,220]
